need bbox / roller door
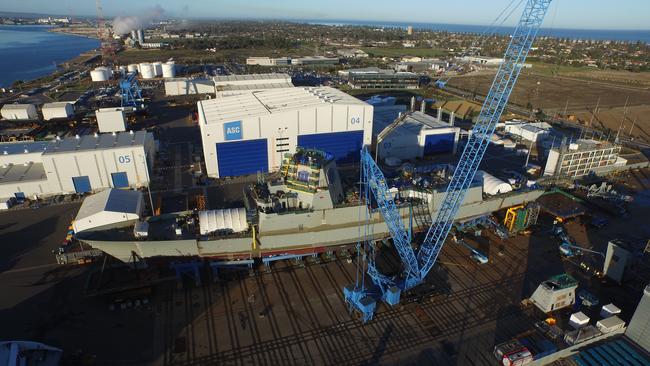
[72,176,91,193]
[424,133,455,155]
[216,139,268,177]
[298,131,364,164]
[111,172,129,188]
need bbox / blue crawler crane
[345,0,553,322]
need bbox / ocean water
[0,25,99,88]
[301,19,650,43]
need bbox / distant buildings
[340,68,419,89]
[337,49,369,59]
[246,56,339,67]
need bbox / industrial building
[245,56,339,67]
[213,73,293,97]
[164,78,217,96]
[197,86,373,178]
[0,132,155,200]
[42,131,155,194]
[41,102,74,121]
[375,111,460,162]
[1,104,38,120]
[345,69,420,89]
[544,139,626,178]
[626,284,650,352]
[503,120,552,142]
[337,49,369,59]
[95,108,127,133]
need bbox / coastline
[47,26,100,40]
[0,25,100,88]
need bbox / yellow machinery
[504,202,540,233]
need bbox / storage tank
[140,63,155,79]
[90,67,109,82]
[138,62,150,74]
[152,62,163,76]
[476,170,513,196]
[127,64,138,73]
[118,65,127,76]
[162,62,176,78]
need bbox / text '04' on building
[196,87,374,178]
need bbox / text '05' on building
[0,131,155,200]
[197,87,374,178]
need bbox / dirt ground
[448,69,650,141]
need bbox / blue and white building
[197,87,374,178]
[0,131,155,200]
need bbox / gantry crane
[120,72,143,108]
[345,0,553,322]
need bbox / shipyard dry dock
[148,226,643,366]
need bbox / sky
[3,0,650,30]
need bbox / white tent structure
[476,170,513,196]
[198,208,248,235]
[73,189,143,233]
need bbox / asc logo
[224,121,242,141]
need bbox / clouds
[112,5,165,35]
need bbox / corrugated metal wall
[424,132,455,155]
[297,131,364,164]
[216,139,268,177]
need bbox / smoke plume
[112,5,165,35]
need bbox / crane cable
[436,0,526,87]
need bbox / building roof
[1,104,35,110]
[42,131,149,155]
[42,102,72,109]
[75,188,142,222]
[375,111,456,140]
[213,73,291,83]
[0,163,47,184]
[199,87,367,125]
[0,141,50,156]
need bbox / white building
[504,121,552,142]
[197,87,373,178]
[213,73,293,97]
[375,111,460,162]
[1,104,38,120]
[544,139,626,178]
[95,108,126,133]
[42,102,74,121]
[73,188,143,233]
[246,57,277,66]
[41,131,155,194]
[337,49,369,59]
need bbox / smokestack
[421,101,427,113]
[137,29,145,44]
[410,96,416,112]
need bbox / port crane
[119,72,143,108]
[345,0,553,322]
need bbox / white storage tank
[127,64,138,74]
[140,64,156,79]
[1,104,38,120]
[117,65,127,76]
[140,63,155,79]
[90,67,109,82]
[41,102,74,121]
[152,62,163,76]
[162,62,176,78]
